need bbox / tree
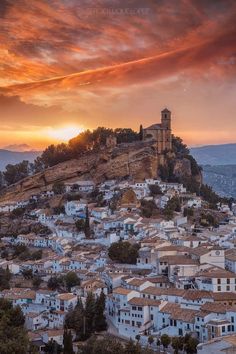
[184,335,198,354]
[84,206,90,238]
[108,241,140,264]
[139,124,143,141]
[31,249,43,260]
[47,275,64,290]
[161,334,171,351]
[148,336,154,347]
[149,184,163,196]
[171,336,184,354]
[94,291,107,332]
[52,181,66,195]
[4,160,30,186]
[10,207,25,219]
[0,268,12,290]
[156,339,161,353]
[64,272,80,291]
[22,268,33,279]
[85,292,96,336]
[141,199,159,218]
[44,339,62,353]
[32,275,42,289]
[63,329,74,354]
[0,299,28,354]
[75,219,85,232]
[65,298,85,340]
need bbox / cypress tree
[63,329,74,354]
[94,291,107,332]
[84,206,90,238]
[139,124,143,141]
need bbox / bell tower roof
[161,108,171,113]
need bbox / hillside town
[1,167,236,353]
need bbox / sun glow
[46,125,84,142]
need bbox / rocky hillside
[0,140,202,203]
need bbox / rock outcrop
[0,140,202,203]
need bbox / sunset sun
[46,125,84,142]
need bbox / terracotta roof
[161,302,197,322]
[159,255,199,266]
[196,267,236,279]
[142,286,186,297]
[126,278,149,287]
[200,302,228,314]
[128,297,161,307]
[113,287,133,295]
[56,293,77,301]
[183,290,213,301]
[213,292,236,301]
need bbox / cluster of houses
[1,177,236,351]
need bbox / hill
[202,165,236,198]
[0,149,41,171]
[191,143,236,165]
[0,136,202,203]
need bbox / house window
[217,279,221,284]
[227,279,230,284]
[222,326,225,333]
[227,286,230,291]
[218,286,221,291]
[228,325,231,331]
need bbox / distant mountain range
[191,143,236,165]
[190,143,236,198]
[0,149,41,171]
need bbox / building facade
[143,108,172,153]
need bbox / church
[143,108,172,154]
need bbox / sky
[0,0,236,150]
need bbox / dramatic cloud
[0,0,236,147]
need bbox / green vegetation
[64,271,80,291]
[13,245,42,261]
[0,267,11,290]
[63,329,74,354]
[35,127,139,169]
[75,207,90,238]
[163,196,181,220]
[44,339,62,353]
[53,206,65,215]
[108,241,140,264]
[0,299,28,354]
[47,275,64,290]
[52,181,66,195]
[78,336,154,354]
[148,184,163,196]
[161,334,171,350]
[65,292,107,341]
[47,272,80,291]
[10,207,25,218]
[200,212,218,228]
[141,199,159,218]
[3,160,31,186]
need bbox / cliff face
[0,141,158,202]
[0,140,202,203]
